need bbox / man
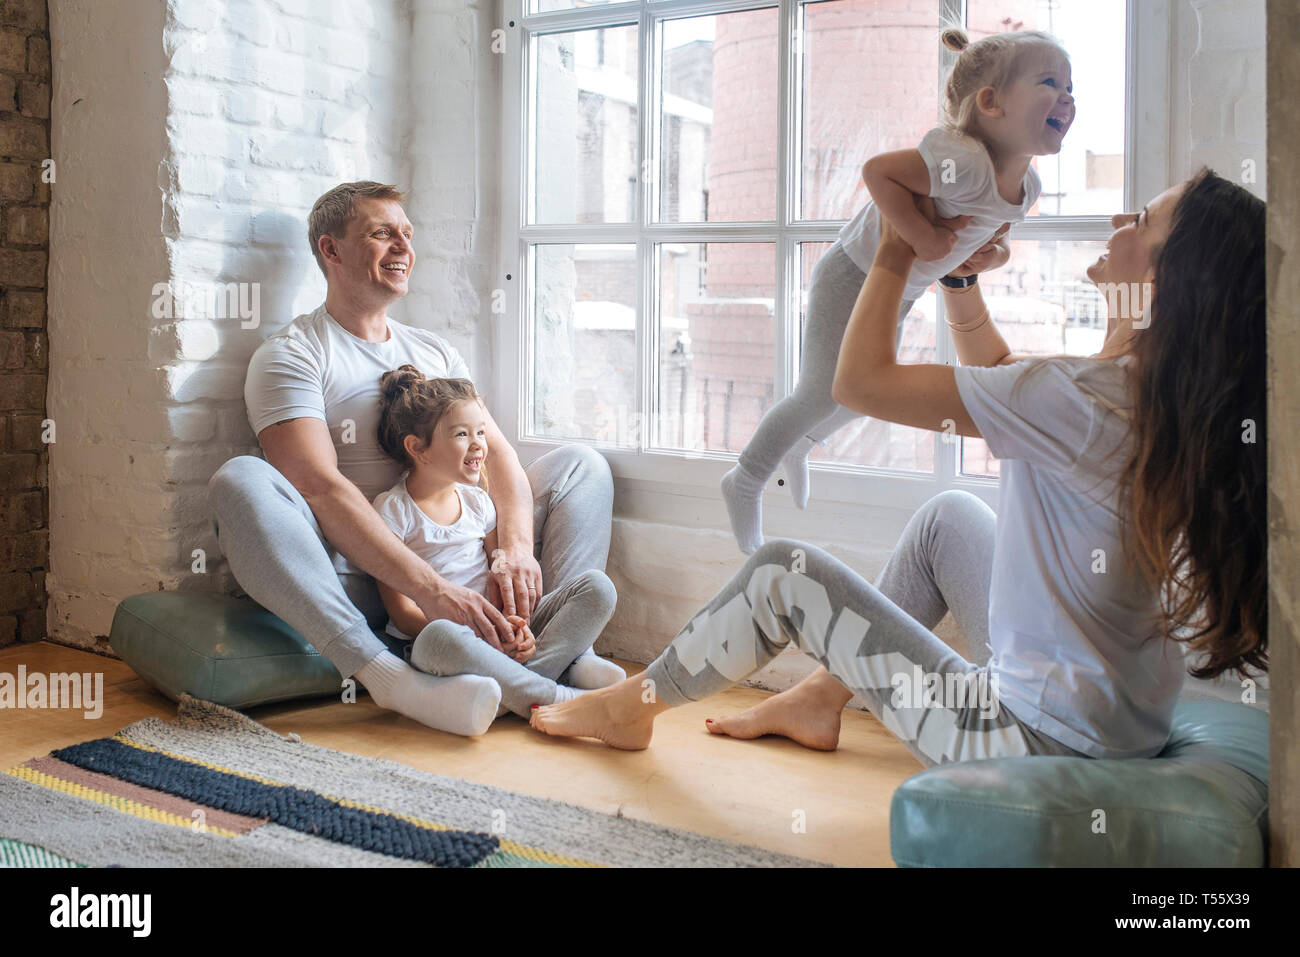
[207,181,616,734]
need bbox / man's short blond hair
[308,181,407,277]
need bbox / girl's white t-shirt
[837,126,1042,298]
[372,475,497,641]
[952,354,1186,759]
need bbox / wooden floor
[0,641,923,867]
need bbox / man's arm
[257,416,513,647]
[478,405,544,620]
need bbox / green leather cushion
[109,592,345,710]
[890,700,1269,867]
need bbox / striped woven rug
[0,694,825,867]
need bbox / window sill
[513,436,1001,536]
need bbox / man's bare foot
[529,680,662,751]
[704,668,851,751]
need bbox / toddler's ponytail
[940,26,969,53]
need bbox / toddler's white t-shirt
[838,126,1042,299]
[952,354,1186,759]
[371,476,497,642]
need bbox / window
[498,0,1168,518]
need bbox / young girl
[721,26,1075,553]
[372,365,624,726]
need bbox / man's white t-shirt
[243,303,473,574]
[838,126,1042,300]
[371,476,497,641]
[953,354,1186,759]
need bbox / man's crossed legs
[207,444,614,734]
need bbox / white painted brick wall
[48,0,416,650]
[403,0,500,377]
[1178,0,1267,195]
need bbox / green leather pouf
[889,700,1269,867]
[109,592,345,710]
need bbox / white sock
[552,684,591,704]
[781,435,820,510]
[720,462,766,554]
[355,652,502,737]
[500,682,589,717]
[560,651,626,690]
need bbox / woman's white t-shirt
[838,126,1042,299]
[371,476,497,641]
[952,354,1185,759]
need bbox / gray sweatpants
[407,569,616,718]
[739,239,916,480]
[207,444,614,680]
[643,490,1088,768]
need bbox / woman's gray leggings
[740,239,915,480]
[642,490,1087,768]
[406,569,617,718]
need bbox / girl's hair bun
[940,27,969,53]
[380,363,425,400]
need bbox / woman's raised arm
[831,199,983,438]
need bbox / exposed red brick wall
[0,0,49,648]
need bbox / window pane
[531,0,626,12]
[967,0,1126,215]
[658,8,778,223]
[655,242,776,454]
[959,238,1111,478]
[530,25,639,224]
[530,244,638,444]
[800,0,940,221]
[796,242,937,474]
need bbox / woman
[529,167,1267,767]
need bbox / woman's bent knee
[753,538,805,566]
[924,489,992,522]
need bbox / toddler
[722,25,1074,552]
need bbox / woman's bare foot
[529,678,666,750]
[705,667,853,751]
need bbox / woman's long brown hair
[1010,166,1266,681]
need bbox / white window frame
[495,0,1171,530]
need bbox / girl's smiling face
[405,397,488,485]
[993,49,1075,154]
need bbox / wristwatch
[938,273,978,289]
